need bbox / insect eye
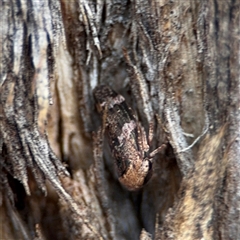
[143,161,153,185]
[143,160,149,168]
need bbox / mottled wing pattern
[93,85,140,177]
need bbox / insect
[93,85,165,191]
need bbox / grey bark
[0,0,239,239]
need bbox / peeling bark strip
[0,0,87,234]
[157,125,229,240]
[93,85,165,190]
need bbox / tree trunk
[0,0,239,239]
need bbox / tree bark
[0,0,239,239]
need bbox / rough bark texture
[0,0,239,239]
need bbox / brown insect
[93,85,165,191]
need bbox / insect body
[93,85,164,191]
